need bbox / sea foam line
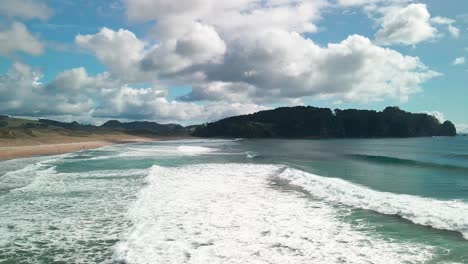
[279,168,468,240]
[114,164,434,264]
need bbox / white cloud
[142,22,227,75]
[424,111,445,123]
[76,23,226,82]
[0,62,265,123]
[80,25,438,105]
[431,16,460,38]
[447,25,460,38]
[374,4,437,46]
[76,28,147,82]
[94,85,266,122]
[0,63,93,116]
[336,0,409,6]
[0,0,52,20]
[174,22,226,65]
[122,0,439,103]
[128,0,326,38]
[336,1,459,45]
[0,22,44,56]
[456,124,468,134]
[0,0,452,122]
[453,57,465,65]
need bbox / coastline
[0,135,192,161]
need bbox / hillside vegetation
[193,106,457,138]
[0,115,190,146]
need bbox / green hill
[192,106,457,138]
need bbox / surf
[114,164,434,264]
[278,167,468,240]
[348,154,468,172]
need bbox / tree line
[193,106,457,138]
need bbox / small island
[193,106,457,138]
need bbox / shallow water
[1,137,467,263]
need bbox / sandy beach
[0,134,174,161]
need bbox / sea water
[1,137,468,263]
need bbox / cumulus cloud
[125,0,325,32]
[336,0,409,6]
[424,111,445,123]
[0,22,44,56]
[0,62,265,123]
[374,4,437,45]
[203,33,439,103]
[76,23,226,82]
[76,28,147,82]
[78,25,439,105]
[94,85,266,122]
[0,63,93,116]
[0,0,52,20]
[336,1,459,45]
[141,22,227,75]
[69,0,444,120]
[453,57,465,65]
[174,23,226,65]
[0,0,453,123]
[431,16,460,38]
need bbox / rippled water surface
[1,137,468,263]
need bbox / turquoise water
[1,137,468,263]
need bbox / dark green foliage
[20,123,48,129]
[0,115,195,140]
[38,119,96,131]
[100,120,184,134]
[193,106,457,138]
[438,121,457,136]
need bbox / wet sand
[0,135,185,161]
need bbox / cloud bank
[0,0,460,123]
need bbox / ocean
[1,137,467,263]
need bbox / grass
[0,116,41,128]
[0,116,87,141]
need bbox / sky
[0,0,467,130]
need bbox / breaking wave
[114,164,435,264]
[279,167,468,240]
[348,154,468,172]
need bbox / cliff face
[193,106,457,138]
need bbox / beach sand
[0,134,186,161]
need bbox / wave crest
[279,167,468,240]
[114,164,434,263]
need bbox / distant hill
[1,107,457,142]
[192,106,457,138]
[100,120,185,135]
[0,116,190,142]
[0,116,96,140]
[38,119,98,132]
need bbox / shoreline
[0,136,192,161]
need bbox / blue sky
[0,0,467,128]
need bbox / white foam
[245,151,260,159]
[114,164,434,264]
[278,168,468,240]
[13,168,149,194]
[114,145,221,158]
[0,163,149,263]
[177,145,217,154]
[0,158,58,191]
[158,138,241,144]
